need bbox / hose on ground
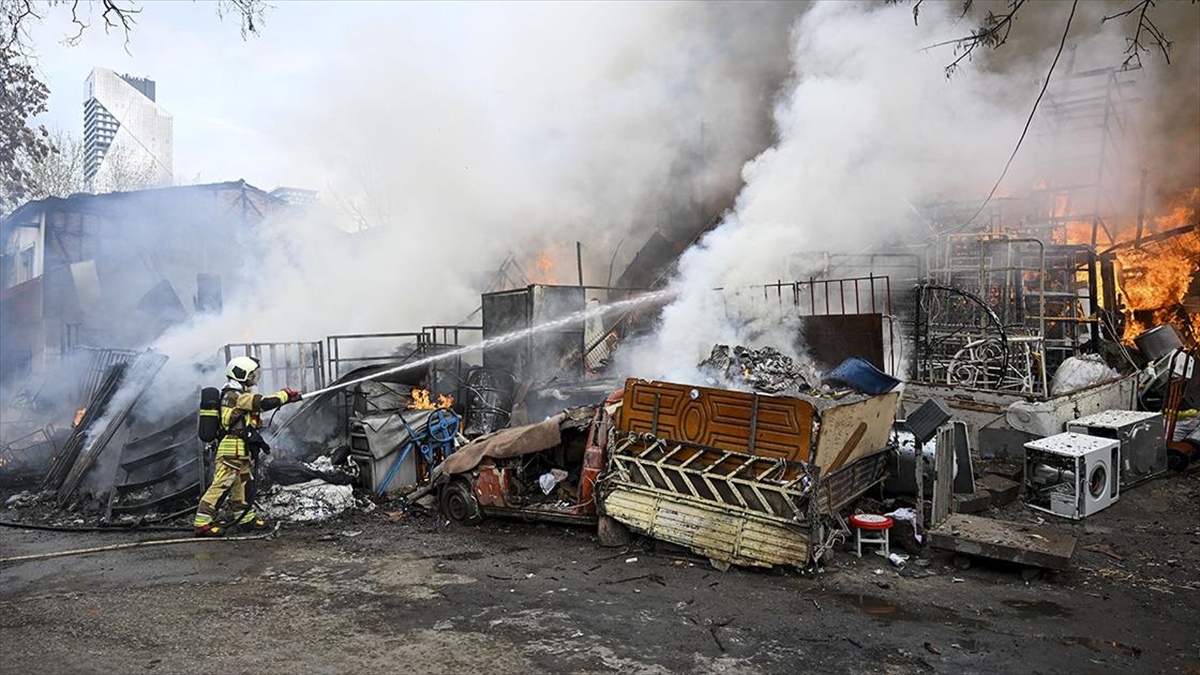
[0,519,190,533]
[0,523,280,565]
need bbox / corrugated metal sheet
[603,434,816,568]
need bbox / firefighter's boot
[194,522,224,537]
[236,511,272,532]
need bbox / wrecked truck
[432,395,618,524]
[432,378,900,570]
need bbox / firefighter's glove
[284,388,303,403]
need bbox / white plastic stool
[849,513,894,558]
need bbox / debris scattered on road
[1083,543,1124,561]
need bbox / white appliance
[1067,410,1165,487]
[1023,432,1120,520]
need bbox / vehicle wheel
[952,554,972,570]
[439,479,482,524]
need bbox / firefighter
[193,356,302,537]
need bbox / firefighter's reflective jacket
[217,384,290,458]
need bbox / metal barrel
[462,367,516,438]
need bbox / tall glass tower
[83,68,173,190]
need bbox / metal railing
[326,332,424,382]
[221,341,325,393]
[718,275,898,375]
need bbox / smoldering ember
[1,2,1198,675]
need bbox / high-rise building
[84,68,173,190]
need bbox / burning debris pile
[409,389,453,410]
[698,345,820,395]
[696,344,900,401]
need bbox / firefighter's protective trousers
[194,456,255,526]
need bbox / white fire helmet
[225,356,261,385]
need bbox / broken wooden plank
[928,513,1077,570]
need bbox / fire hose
[0,519,190,533]
[0,523,280,565]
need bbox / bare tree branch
[215,0,270,38]
[952,0,1080,232]
[21,129,86,199]
[1,0,45,53]
[61,0,87,46]
[906,0,1176,77]
[1102,0,1174,69]
[940,0,1028,78]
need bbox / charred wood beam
[1099,224,1197,256]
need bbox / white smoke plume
[623,0,1152,384]
[128,2,807,420]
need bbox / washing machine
[1067,410,1165,487]
[1023,432,1120,520]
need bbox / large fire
[1059,188,1200,347]
[1114,194,1200,346]
[409,389,453,410]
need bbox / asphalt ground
[2,470,1199,674]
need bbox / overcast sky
[28,1,493,191]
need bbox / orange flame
[531,252,557,284]
[1113,191,1200,346]
[1054,187,1199,347]
[73,407,87,427]
[409,389,453,410]
[523,241,568,285]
